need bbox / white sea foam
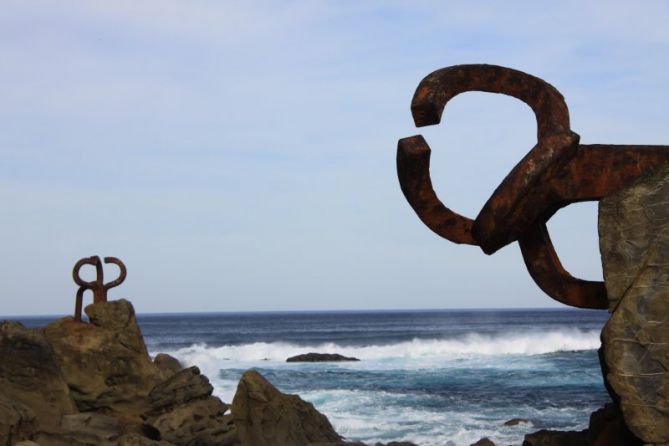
[157,328,602,446]
[166,328,600,367]
[269,388,587,446]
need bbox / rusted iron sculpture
[397,64,669,309]
[72,256,126,321]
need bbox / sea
[16,308,611,446]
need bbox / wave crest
[164,329,600,366]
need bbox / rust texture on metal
[397,64,669,309]
[72,256,126,322]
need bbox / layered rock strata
[599,166,669,444]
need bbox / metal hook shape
[397,64,578,250]
[398,64,669,309]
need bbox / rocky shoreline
[0,298,639,446]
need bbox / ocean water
[15,308,611,446]
[142,309,610,446]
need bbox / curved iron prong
[410,64,571,138]
[72,255,102,289]
[519,223,608,309]
[103,257,127,292]
[399,64,669,310]
[397,135,476,245]
[478,144,669,255]
[399,64,578,253]
[473,132,579,254]
[512,144,669,309]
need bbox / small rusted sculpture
[397,64,669,309]
[72,256,126,322]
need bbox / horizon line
[2,305,606,319]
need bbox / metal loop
[397,63,669,310]
[397,64,576,249]
[72,256,102,288]
[72,255,126,322]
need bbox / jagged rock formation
[0,320,77,444]
[232,369,343,446]
[0,299,417,446]
[42,300,160,417]
[145,367,236,445]
[599,165,669,445]
[0,299,235,446]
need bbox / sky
[1,1,668,315]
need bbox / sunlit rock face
[0,298,418,446]
[599,165,669,444]
[0,300,236,446]
[0,321,77,443]
[231,369,343,446]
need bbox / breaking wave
[165,328,600,366]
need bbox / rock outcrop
[0,299,421,446]
[598,166,669,444]
[232,369,343,446]
[286,353,360,363]
[522,402,641,446]
[145,366,236,445]
[0,320,77,443]
[42,300,160,418]
[0,299,235,446]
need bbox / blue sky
[1,1,668,315]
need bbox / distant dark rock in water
[470,437,495,446]
[286,352,360,362]
[503,418,530,426]
[374,442,419,446]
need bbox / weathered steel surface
[397,135,476,245]
[72,256,126,322]
[398,64,578,248]
[518,223,608,309]
[397,64,669,308]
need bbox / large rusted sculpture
[72,256,126,322]
[397,64,669,309]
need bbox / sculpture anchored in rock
[398,64,669,445]
[397,64,669,309]
[72,256,126,322]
